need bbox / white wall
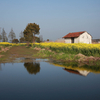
[65,37,79,43]
[64,32,92,44]
[65,38,71,43]
[74,37,79,43]
[79,32,92,44]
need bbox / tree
[19,37,25,43]
[39,35,43,42]
[12,39,19,43]
[0,27,2,42]
[19,31,24,38]
[36,37,40,43]
[35,35,43,43]
[1,28,7,42]
[5,36,8,42]
[0,34,2,42]
[8,28,16,42]
[24,62,40,74]
[47,39,49,41]
[23,23,40,43]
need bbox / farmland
[0,42,100,64]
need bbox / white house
[63,31,92,44]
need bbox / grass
[0,46,38,63]
[34,49,79,61]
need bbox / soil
[0,46,38,63]
[0,46,100,64]
[75,53,100,62]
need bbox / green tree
[24,62,40,74]
[36,37,40,43]
[12,39,19,43]
[1,28,7,42]
[19,37,25,43]
[47,39,49,41]
[8,28,16,42]
[23,23,40,43]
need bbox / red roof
[63,31,85,38]
[64,68,82,76]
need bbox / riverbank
[0,45,100,66]
[0,46,38,63]
[33,46,100,64]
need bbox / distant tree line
[0,23,43,43]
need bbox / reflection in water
[0,63,6,71]
[0,64,1,71]
[64,68,90,77]
[49,59,100,75]
[24,62,40,74]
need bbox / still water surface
[0,59,100,100]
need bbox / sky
[0,0,100,41]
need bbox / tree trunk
[33,36,35,43]
[33,35,35,47]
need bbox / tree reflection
[24,62,40,74]
[0,64,1,71]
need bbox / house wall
[64,32,92,44]
[64,38,71,43]
[64,37,79,43]
[79,32,92,44]
[74,37,79,43]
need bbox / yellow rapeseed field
[0,42,100,56]
[0,42,26,46]
[34,42,100,56]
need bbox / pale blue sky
[0,0,100,41]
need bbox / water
[0,60,100,100]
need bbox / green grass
[34,49,77,61]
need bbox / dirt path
[0,46,38,63]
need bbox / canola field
[0,42,100,56]
[34,42,100,56]
[0,42,26,46]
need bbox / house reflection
[63,68,90,77]
[24,62,40,75]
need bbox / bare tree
[5,36,8,42]
[19,31,25,43]
[39,35,43,42]
[8,28,16,42]
[1,28,7,42]
[19,31,24,38]
[0,27,2,42]
[0,35,2,42]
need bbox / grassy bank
[32,42,100,62]
[1,42,100,57]
[0,45,38,63]
[0,42,100,63]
